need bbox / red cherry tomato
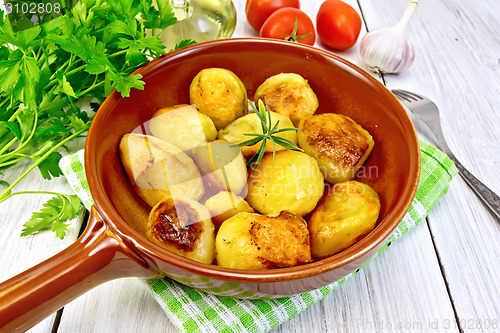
[316,0,362,50]
[260,8,316,45]
[245,0,301,31]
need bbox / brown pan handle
[0,207,158,332]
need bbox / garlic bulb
[360,0,418,74]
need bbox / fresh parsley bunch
[0,0,194,238]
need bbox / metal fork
[392,89,500,220]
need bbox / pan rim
[85,38,421,283]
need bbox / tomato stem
[285,17,312,42]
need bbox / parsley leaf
[86,53,114,75]
[69,115,88,132]
[15,25,41,50]
[21,194,82,239]
[110,72,145,97]
[0,13,17,45]
[16,105,35,143]
[118,38,148,65]
[173,39,197,50]
[107,19,139,39]
[59,75,77,98]
[37,151,63,180]
[155,0,177,29]
[5,121,21,140]
[141,0,176,30]
[0,57,22,92]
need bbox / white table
[1,0,499,332]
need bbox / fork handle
[450,155,500,220]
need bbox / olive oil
[160,0,237,50]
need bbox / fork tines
[391,89,424,103]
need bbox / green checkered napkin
[59,140,457,333]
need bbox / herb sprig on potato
[235,99,302,172]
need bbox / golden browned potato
[309,181,381,259]
[215,211,312,269]
[189,68,248,130]
[119,133,204,207]
[246,150,324,216]
[192,140,248,195]
[148,197,215,264]
[217,111,297,158]
[297,113,374,184]
[149,104,217,153]
[204,191,255,227]
[254,73,319,126]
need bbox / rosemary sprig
[237,99,302,173]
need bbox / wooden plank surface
[0,0,499,332]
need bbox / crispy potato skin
[309,181,381,259]
[204,191,255,227]
[254,73,319,126]
[192,140,248,195]
[247,150,324,216]
[218,111,297,158]
[297,113,374,184]
[190,68,248,130]
[119,133,204,207]
[216,211,312,269]
[148,197,215,264]
[149,104,217,152]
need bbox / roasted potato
[190,68,248,130]
[148,197,215,264]
[254,73,319,126]
[309,181,381,259]
[192,140,248,195]
[215,211,312,269]
[297,113,374,184]
[246,150,324,216]
[218,111,297,158]
[119,133,204,207]
[204,191,255,227]
[149,104,217,153]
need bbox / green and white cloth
[60,140,457,333]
